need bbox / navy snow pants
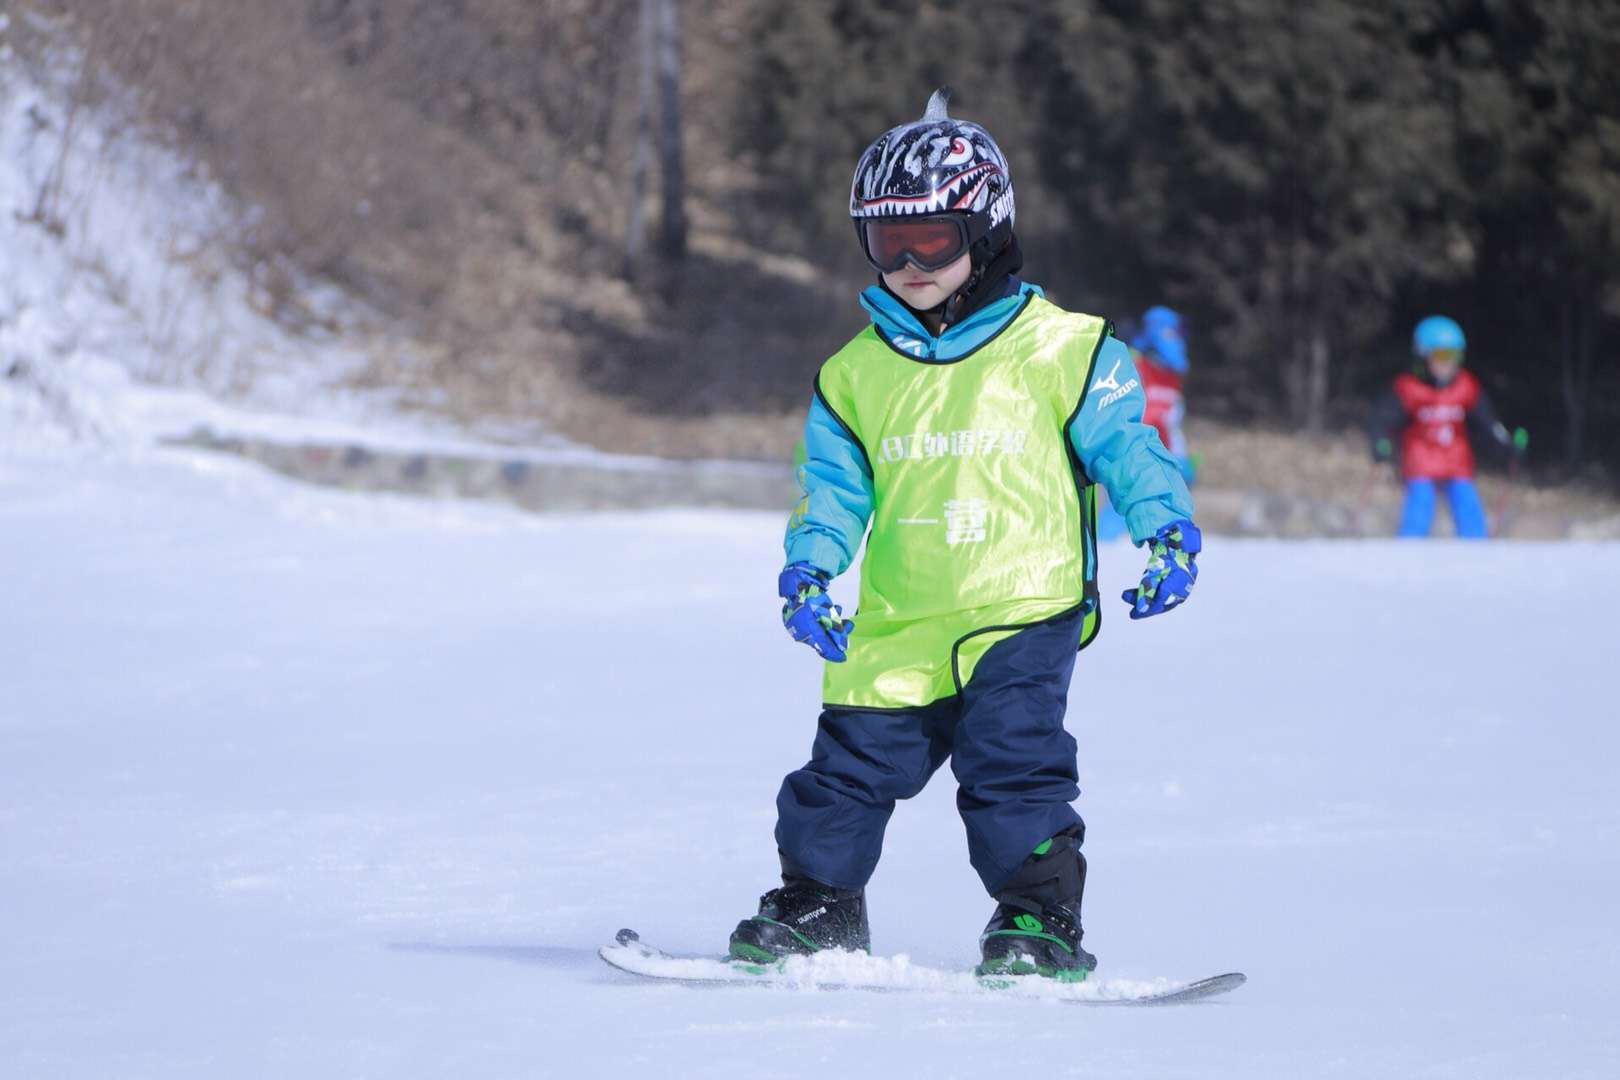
[775,605,1086,897]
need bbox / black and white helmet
[849,88,1016,261]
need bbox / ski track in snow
[3,445,1619,1079]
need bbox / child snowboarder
[728,90,1199,981]
[1367,315,1527,539]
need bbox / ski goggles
[1424,347,1463,364]
[856,215,973,273]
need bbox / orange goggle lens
[1426,348,1463,363]
[861,217,969,272]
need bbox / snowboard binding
[728,876,870,964]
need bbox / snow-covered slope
[0,41,669,482]
[2,445,1616,1078]
[0,36,415,456]
[3,20,1617,1079]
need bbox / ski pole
[1491,428,1528,539]
[1491,450,1520,539]
[1356,444,1394,538]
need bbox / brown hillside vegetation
[11,1,1620,511]
[14,0,835,459]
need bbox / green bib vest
[817,294,1107,709]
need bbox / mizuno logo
[1092,360,1122,393]
[890,334,927,356]
[1097,377,1140,411]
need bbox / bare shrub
[6,1,837,453]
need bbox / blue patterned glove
[779,562,852,662]
[1122,520,1201,620]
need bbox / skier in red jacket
[1134,306,1192,469]
[1367,315,1527,538]
[1098,305,1195,540]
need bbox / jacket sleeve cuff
[1125,499,1189,546]
[784,533,850,578]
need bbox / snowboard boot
[977,831,1097,981]
[728,874,871,963]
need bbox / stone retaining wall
[169,427,797,513]
[170,427,1620,539]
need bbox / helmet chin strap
[941,231,1022,330]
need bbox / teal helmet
[1412,315,1466,356]
[1131,305,1187,373]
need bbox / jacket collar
[859,279,1044,362]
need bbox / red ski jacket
[1390,369,1482,480]
[1133,350,1186,456]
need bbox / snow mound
[0,36,372,454]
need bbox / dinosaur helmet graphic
[849,88,1015,272]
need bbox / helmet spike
[922,87,952,122]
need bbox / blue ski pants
[1398,477,1487,539]
[775,605,1086,897]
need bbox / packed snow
[3,441,1617,1078]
